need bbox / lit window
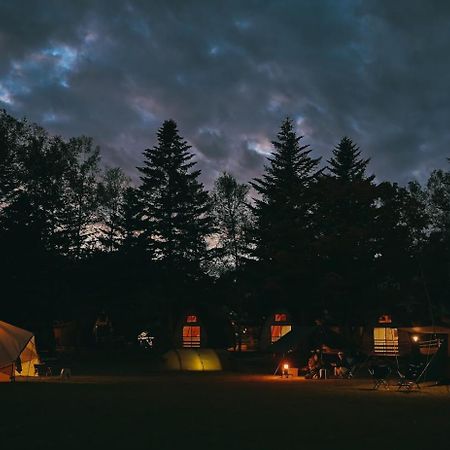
[374,327,398,355]
[271,325,291,343]
[183,326,201,348]
[378,315,392,324]
[186,315,197,323]
[274,313,287,322]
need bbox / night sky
[1,0,449,187]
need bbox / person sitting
[306,352,321,379]
[334,351,350,378]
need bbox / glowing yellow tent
[0,321,40,381]
[163,349,223,371]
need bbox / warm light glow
[270,325,292,343]
[274,313,287,322]
[182,326,201,347]
[374,327,399,355]
[378,314,392,324]
[412,335,419,342]
[283,363,289,370]
[186,315,197,323]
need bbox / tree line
[0,109,449,342]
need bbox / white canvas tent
[0,321,40,381]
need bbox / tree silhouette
[318,137,378,325]
[210,172,253,274]
[63,137,101,258]
[98,167,130,252]
[137,119,212,272]
[328,136,374,183]
[251,118,322,312]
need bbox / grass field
[2,374,450,450]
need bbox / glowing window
[378,315,392,324]
[186,315,197,323]
[374,327,398,355]
[183,326,201,348]
[271,325,291,343]
[274,313,287,322]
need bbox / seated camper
[305,352,322,379]
[334,352,350,378]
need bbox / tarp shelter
[270,326,348,355]
[0,321,39,381]
[163,349,222,371]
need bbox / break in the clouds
[1,0,450,187]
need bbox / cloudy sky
[1,0,449,187]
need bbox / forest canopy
[1,109,449,342]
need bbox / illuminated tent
[0,321,40,382]
[162,349,223,371]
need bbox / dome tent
[162,349,223,371]
[0,321,40,381]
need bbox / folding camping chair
[368,365,391,390]
[397,362,423,391]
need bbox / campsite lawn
[2,374,450,450]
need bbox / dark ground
[2,372,450,450]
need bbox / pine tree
[318,137,378,324]
[327,136,374,183]
[137,120,212,271]
[321,136,376,240]
[251,117,321,264]
[250,118,322,310]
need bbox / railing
[373,339,399,355]
[182,338,201,348]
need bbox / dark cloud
[0,0,449,187]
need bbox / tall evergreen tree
[250,118,322,310]
[251,118,321,261]
[328,136,374,183]
[137,120,212,271]
[318,137,378,323]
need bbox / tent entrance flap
[0,321,40,381]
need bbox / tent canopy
[0,321,39,381]
[270,326,348,354]
[163,349,223,371]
